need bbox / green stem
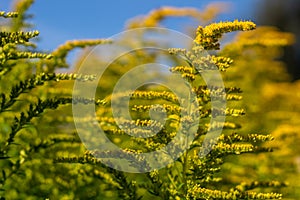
[182,80,195,196]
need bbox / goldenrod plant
[0,1,110,199]
[217,24,299,199]
[0,1,297,199]
[62,9,289,200]
[126,3,227,29]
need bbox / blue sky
[0,0,260,51]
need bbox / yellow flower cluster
[211,55,233,71]
[187,184,283,199]
[0,30,39,46]
[126,3,227,29]
[52,39,112,58]
[93,169,121,189]
[43,39,112,71]
[206,121,241,131]
[214,142,254,154]
[170,66,196,81]
[0,11,18,18]
[221,26,295,56]
[130,90,179,104]
[194,20,256,49]
[132,104,182,114]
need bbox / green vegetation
[0,1,299,199]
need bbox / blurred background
[1,0,299,80]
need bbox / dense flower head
[194,20,256,49]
